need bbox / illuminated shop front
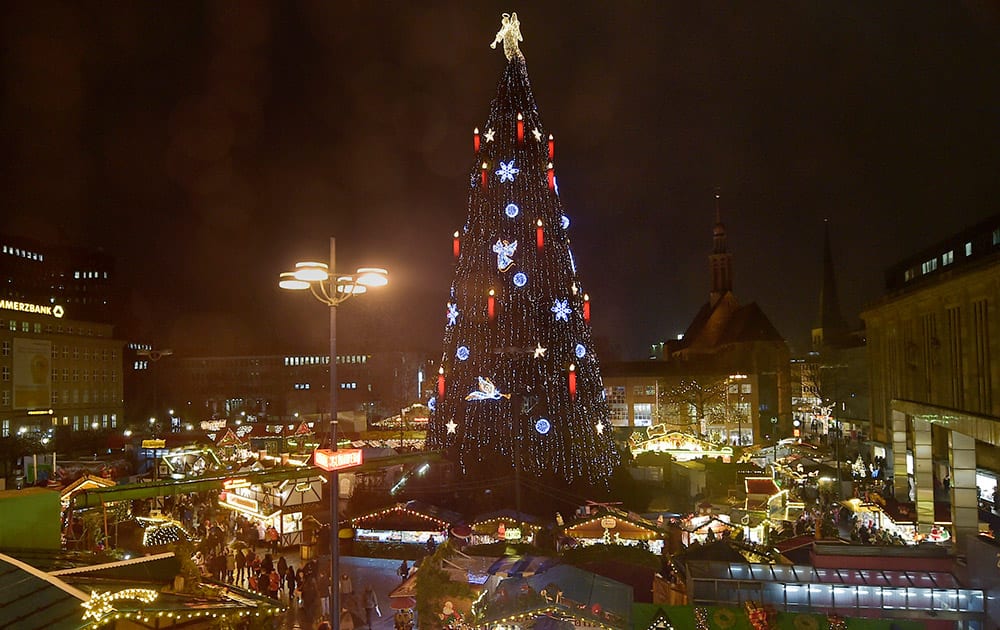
[467,510,543,546]
[840,497,952,545]
[218,474,322,546]
[678,514,733,546]
[630,429,734,463]
[351,501,457,546]
[563,507,665,554]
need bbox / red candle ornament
[488,289,496,321]
[548,133,554,160]
[474,127,480,153]
[583,293,591,323]
[536,219,544,250]
[568,364,577,400]
[453,231,460,259]
[517,113,524,143]
[437,367,445,398]
[481,162,488,188]
[547,162,555,190]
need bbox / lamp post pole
[328,238,341,629]
[279,237,387,630]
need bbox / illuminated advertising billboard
[13,338,51,410]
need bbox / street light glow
[293,261,329,282]
[356,267,389,287]
[278,272,310,291]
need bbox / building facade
[862,212,1000,554]
[0,301,124,436]
[158,351,434,430]
[604,200,792,444]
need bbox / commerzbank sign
[0,300,64,318]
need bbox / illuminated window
[633,403,653,425]
[1,367,8,382]
[1,419,8,436]
[1,341,8,357]
[1,391,9,407]
[994,228,1000,246]
[33,323,41,333]
[966,241,973,256]
[21,321,28,332]
[7,321,13,331]
[921,258,938,274]
[942,250,954,265]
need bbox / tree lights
[427,15,619,486]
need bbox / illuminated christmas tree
[427,13,620,487]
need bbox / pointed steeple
[709,193,734,306]
[812,219,849,349]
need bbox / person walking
[362,584,379,629]
[397,559,409,582]
[277,555,288,589]
[285,565,297,605]
[225,549,236,583]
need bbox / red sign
[314,448,363,472]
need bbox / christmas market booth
[562,506,666,554]
[46,551,285,629]
[350,500,460,548]
[677,513,734,547]
[630,429,735,463]
[474,563,632,630]
[841,496,953,545]
[466,509,546,546]
[217,471,323,547]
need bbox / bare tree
[656,378,729,432]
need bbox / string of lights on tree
[426,14,620,486]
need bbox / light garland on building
[350,504,450,529]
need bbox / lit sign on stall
[223,478,252,490]
[224,493,259,513]
[314,448,363,472]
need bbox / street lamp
[279,236,387,630]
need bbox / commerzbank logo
[0,300,65,318]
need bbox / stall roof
[486,555,558,578]
[470,509,547,527]
[351,500,462,530]
[480,564,632,630]
[688,560,961,588]
[0,553,89,630]
[564,506,663,536]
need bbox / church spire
[709,193,733,306]
[812,219,849,349]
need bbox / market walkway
[227,551,409,630]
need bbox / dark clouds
[3,2,999,359]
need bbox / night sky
[3,2,999,360]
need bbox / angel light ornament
[465,376,511,401]
[492,239,518,272]
[490,12,524,61]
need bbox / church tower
[709,194,734,306]
[811,219,849,349]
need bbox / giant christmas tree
[426,13,621,488]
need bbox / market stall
[467,509,545,546]
[217,472,323,547]
[351,500,460,547]
[562,507,665,554]
[630,429,734,462]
